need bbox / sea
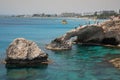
[0,17,120,80]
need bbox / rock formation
[46,18,120,50]
[46,37,72,50]
[6,38,48,67]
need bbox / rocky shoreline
[46,17,120,50]
[46,17,120,69]
[2,17,120,69]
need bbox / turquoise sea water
[0,17,120,80]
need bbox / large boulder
[46,18,120,50]
[5,38,48,67]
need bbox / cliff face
[46,18,120,50]
[6,38,48,67]
[76,19,120,45]
[74,25,104,43]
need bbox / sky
[0,0,120,15]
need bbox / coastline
[1,16,107,20]
[0,15,120,80]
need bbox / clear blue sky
[0,0,120,15]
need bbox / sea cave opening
[101,37,119,45]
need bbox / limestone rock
[46,38,72,50]
[75,19,120,45]
[5,38,48,67]
[46,18,120,50]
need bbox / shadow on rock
[5,61,48,69]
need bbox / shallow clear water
[0,17,120,80]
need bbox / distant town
[1,9,120,19]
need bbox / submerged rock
[109,58,120,69]
[5,38,48,67]
[46,18,120,50]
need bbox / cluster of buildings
[11,10,120,19]
[83,10,117,16]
